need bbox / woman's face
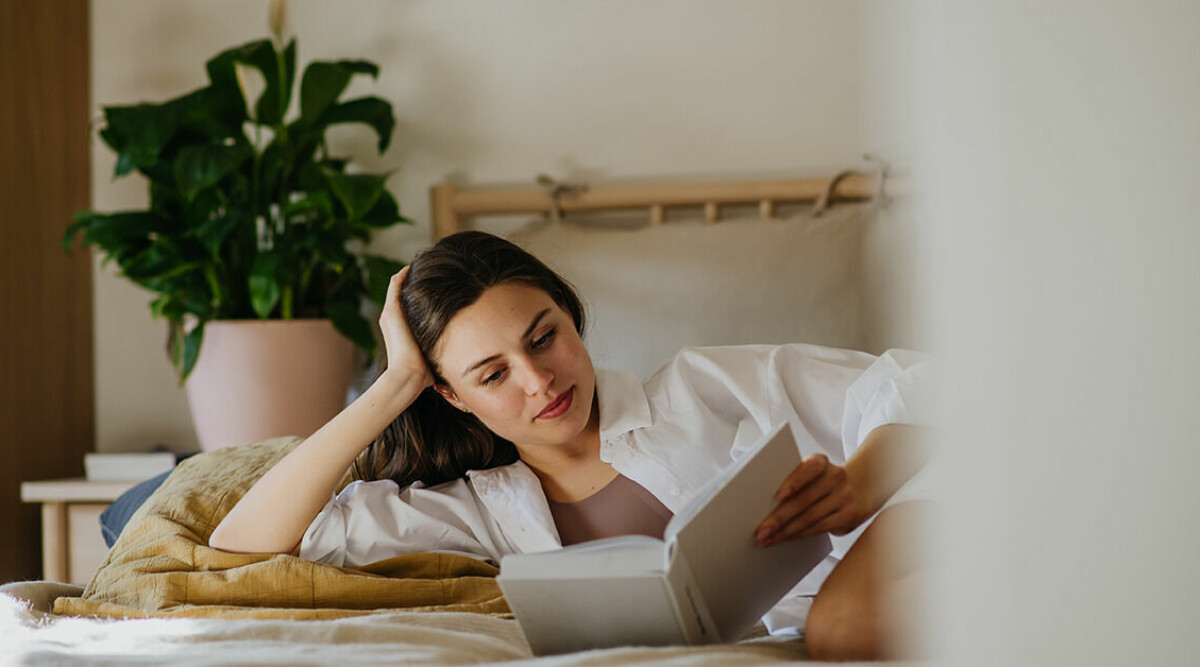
[432,282,596,451]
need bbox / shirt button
[670,485,682,496]
[624,451,634,461]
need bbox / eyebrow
[460,308,552,378]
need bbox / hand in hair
[209,266,437,556]
[380,266,433,390]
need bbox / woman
[209,230,933,660]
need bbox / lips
[536,387,574,420]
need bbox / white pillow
[509,204,868,378]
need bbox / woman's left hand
[755,454,871,547]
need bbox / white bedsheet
[0,580,833,666]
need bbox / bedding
[4,580,830,665]
[54,436,506,618]
[9,437,817,663]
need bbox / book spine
[664,541,720,644]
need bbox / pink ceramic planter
[184,319,356,451]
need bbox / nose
[518,357,554,396]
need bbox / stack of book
[84,452,177,482]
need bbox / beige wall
[91,0,874,452]
[858,0,929,354]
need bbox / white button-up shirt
[300,344,932,594]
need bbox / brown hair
[353,231,586,488]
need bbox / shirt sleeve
[298,478,502,568]
[839,348,935,460]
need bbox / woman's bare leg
[804,501,932,661]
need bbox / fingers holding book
[755,454,870,547]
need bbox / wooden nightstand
[20,478,138,585]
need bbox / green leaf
[63,211,92,253]
[205,39,290,126]
[205,40,264,96]
[68,211,165,251]
[279,39,298,121]
[180,322,205,383]
[181,188,239,257]
[357,188,408,228]
[299,60,379,123]
[311,232,351,269]
[127,254,202,282]
[320,97,395,153]
[362,254,405,308]
[249,253,282,319]
[325,300,375,357]
[284,190,334,219]
[174,143,245,199]
[150,295,190,321]
[324,170,385,223]
[101,102,186,174]
[107,136,140,176]
[169,86,245,141]
[296,160,341,192]
[194,212,241,258]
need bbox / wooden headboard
[428,172,881,239]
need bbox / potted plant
[65,35,408,450]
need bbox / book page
[662,451,743,541]
[668,423,833,641]
[499,534,664,578]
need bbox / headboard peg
[430,183,460,240]
[704,202,719,223]
[649,204,665,225]
[759,199,774,219]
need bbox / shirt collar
[595,367,653,440]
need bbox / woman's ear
[433,383,470,413]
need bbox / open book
[497,423,833,655]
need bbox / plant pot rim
[205,318,336,326]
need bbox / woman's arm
[755,423,933,547]
[209,267,431,555]
[207,369,426,554]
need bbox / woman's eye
[532,329,557,349]
[482,370,504,386]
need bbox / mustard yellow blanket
[53,437,507,619]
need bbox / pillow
[509,204,868,377]
[100,469,172,547]
[54,437,507,619]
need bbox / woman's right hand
[379,266,433,389]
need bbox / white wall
[913,2,1200,664]
[90,0,869,452]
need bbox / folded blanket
[54,437,507,619]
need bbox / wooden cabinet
[20,479,135,585]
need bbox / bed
[1,172,915,666]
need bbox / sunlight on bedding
[3,591,532,664]
[0,586,836,665]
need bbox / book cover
[497,423,833,655]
